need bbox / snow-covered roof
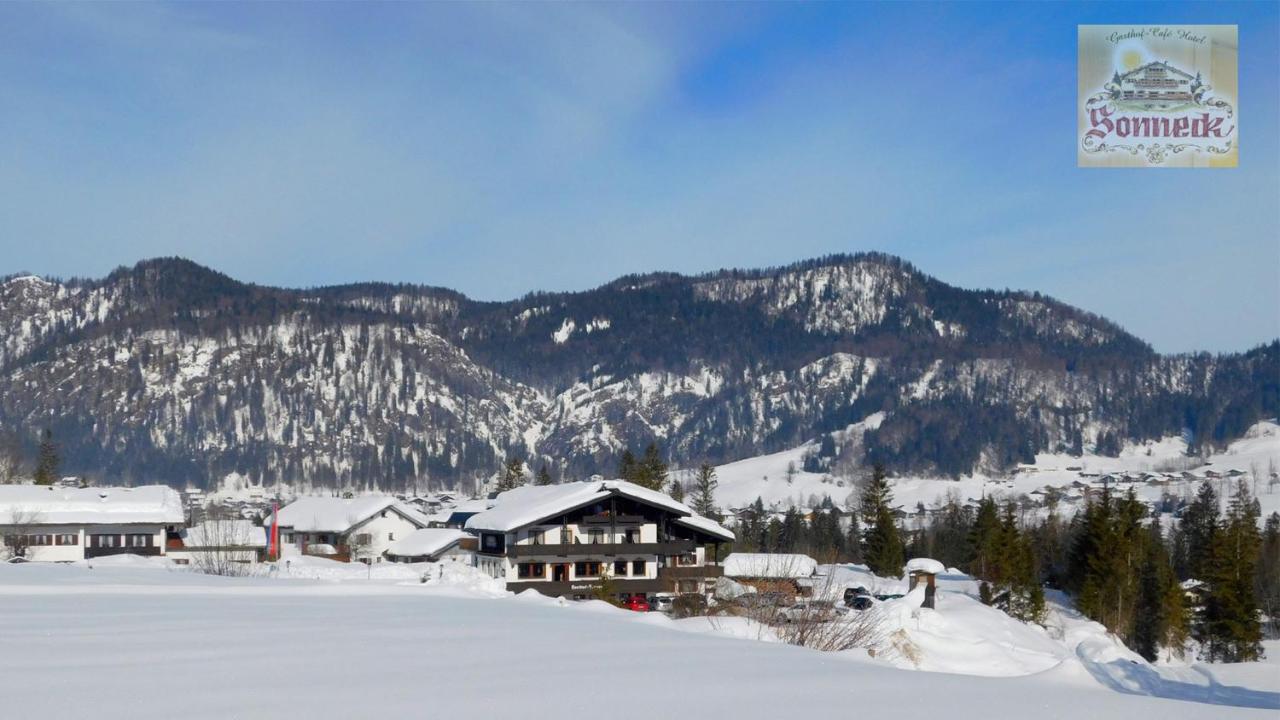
[0,485,184,525]
[386,528,470,559]
[905,557,946,575]
[465,479,698,534]
[723,553,817,579]
[181,520,267,548]
[276,496,428,533]
[674,513,735,542]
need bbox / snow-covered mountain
[0,254,1274,490]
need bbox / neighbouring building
[465,479,734,602]
[385,528,475,563]
[723,552,819,596]
[167,519,268,566]
[274,496,430,562]
[0,485,185,562]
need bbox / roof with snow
[181,520,267,548]
[905,558,946,575]
[385,528,470,559]
[0,485,184,525]
[674,513,735,542]
[275,496,429,533]
[723,553,817,579]
[464,479,732,541]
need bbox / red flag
[269,503,279,560]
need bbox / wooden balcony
[505,540,694,559]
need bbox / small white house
[384,528,474,564]
[0,485,185,562]
[275,496,430,562]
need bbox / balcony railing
[506,540,694,559]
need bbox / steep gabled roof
[276,496,428,533]
[464,479,730,537]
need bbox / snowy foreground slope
[0,560,1275,719]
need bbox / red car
[623,596,650,612]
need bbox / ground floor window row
[3,533,81,547]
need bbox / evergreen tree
[535,464,554,486]
[1258,512,1280,639]
[1180,481,1220,580]
[844,508,863,564]
[33,429,58,486]
[495,457,525,493]
[668,477,685,503]
[967,498,1003,583]
[1133,517,1187,661]
[617,450,638,483]
[860,464,903,577]
[690,463,718,517]
[1199,480,1263,662]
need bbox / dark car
[847,595,874,611]
[842,586,869,605]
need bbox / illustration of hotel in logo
[1081,57,1234,164]
[1112,61,1198,111]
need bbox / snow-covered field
[713,420,1280,520]
[0,557,1275,718]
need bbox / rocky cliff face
[0,254,1273,490]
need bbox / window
[613,560,628,576]
[677,553,698,567]
[355,533,372,545]
[127,534,152,548]
[527,529,543,545]
[90,534,120,548]
[624,529,640,544]
[560,527,573,544]
[481,533,505,554]
[283,533,294,544]
[388,532,395,541]
[55,534,78,546]
[29,534,53,546]
[574,561,601,578]
[631,560,645,576]
[588,528,604,544]
[517,562,546,579]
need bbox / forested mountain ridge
[0,254,1274,490]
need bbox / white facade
[276,497,428,562]
[0,485,183,562]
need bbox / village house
[0,485,185,562]
[722,552,819,596]
[465,479,733,602]
[385,528,475,564]
[274,496,430,562]
[167,519,268,566]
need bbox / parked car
[622,596,651,612]
[842,586,869,605]
[846,595,874,611]
[648,593,676,614]
[780,600,846,623]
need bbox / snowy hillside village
[0,421,1277,717]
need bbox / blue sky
[0,2,1276,354]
